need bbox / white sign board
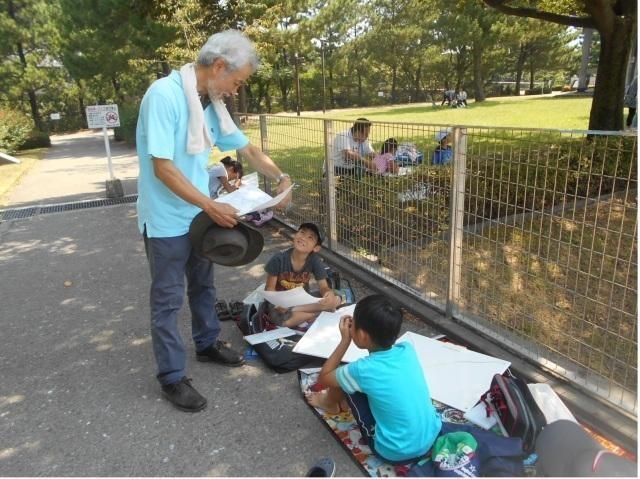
[50,112,61,120]
[86,104,120,129]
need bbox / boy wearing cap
[263,223,341,329]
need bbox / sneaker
[196,340,245,367]
[161,377,207,413]
[306,457,336,477]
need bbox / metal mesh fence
[239,115,637,415]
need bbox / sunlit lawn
[298,94,593,130]
[0,148,46,207]
[213,94,594,164]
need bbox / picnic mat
[297,367,536,477]
[298,367,636,477]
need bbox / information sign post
[86,105,123,198]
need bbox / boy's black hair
[353,294,402,349]
[351,118,372,134]
[298,222,324,245]
[380,137,398,154]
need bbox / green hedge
[326,135,636,256]
[0,109,32,154]
[20,130,51,149]
[465,135,636,222]
[334,166,452,255]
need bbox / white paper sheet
[527,382,577,424]
[242,283,266,309]
[398,332,510,412]
[463,401,498,430]
[292,305,368,363]
[243,327,299,345]
[260,287,322,309]
[240,171,259,189]
[214,183,294,216]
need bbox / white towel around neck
[179,62,238,155]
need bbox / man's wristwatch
[276,173,290,184]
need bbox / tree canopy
[482,0,637,130]
[0,0,633,133]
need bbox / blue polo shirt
[136,70,249,237]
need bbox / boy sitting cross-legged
[305,294,442,464]
[264,222,341,329]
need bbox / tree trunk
[529,65,534,90]
[577,28,593,91]
[472,39,486,101]
[391,67,397,103]
[237,85,247,114]
[515,47,526,96]
[413,65,422,102]
[28,89,43,132]
[329,67,334,109]
[589,17,633,131]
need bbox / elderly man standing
[136,29,292,412]
[330,118,376,175]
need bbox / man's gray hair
[197,29,259,72]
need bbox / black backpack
[235,301,324,373]
[481,372,547,453]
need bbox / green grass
[299,94,593,130]
[212,95,594,166]
[0,148,46,207]
[382,194,637,388]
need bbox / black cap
[299,222,325,245]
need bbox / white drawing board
[292,305,368,363]
[293,318,510,412]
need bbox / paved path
[0,130,395,476]
[1,128,633,475]
[6,130,139,208]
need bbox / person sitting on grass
[264,222,341,329]
[208,155,244,198]
[371,138,400,175]
[432,129,452,165]
[305,294,442,464]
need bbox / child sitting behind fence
[372,138,400,175]
[305,294,442,464]
[264,222,341,329]
[432,129,453,165]
[208,155,244,198]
